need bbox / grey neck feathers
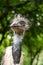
[12,32,24,64]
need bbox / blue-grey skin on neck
[12,32,24,64]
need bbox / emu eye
[19,21,25,26]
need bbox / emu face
[10,14,29,35]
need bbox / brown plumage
[13,27,23,35]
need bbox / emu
[1,14,29,65]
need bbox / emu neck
[12,33,23,45]
[12,32,24,64]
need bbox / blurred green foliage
[0,0,43,65]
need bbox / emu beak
[10,24,14,28]
[10,21,16,28]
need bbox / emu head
[10,14,29,35]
